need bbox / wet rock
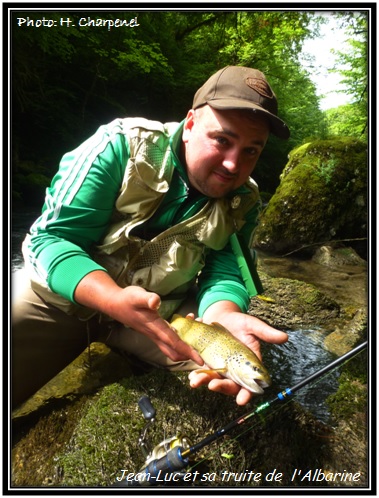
[257,251,367,314]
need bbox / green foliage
[325,104,366,138]
[11,10,367,202]
[111,40,173,75]
[326,13,368,138]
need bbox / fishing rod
[114,340,367,487]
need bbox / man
[12,66,290,409]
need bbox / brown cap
[193,66,290,139]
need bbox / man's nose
[222,149,240,173]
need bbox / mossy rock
[12,366,368,488]
[12,343,134,422]
[249,271,340,331]
[325,348,367,477]
[253,138,367,256]
[13,368,346,488]
[323,308,367,356]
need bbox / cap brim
[206,99,290,139]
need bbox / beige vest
[28,118,260,319]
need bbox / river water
[12,211,364,423]
[261,329,338,421]
[12,212,39,272]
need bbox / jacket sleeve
[196,200,261,316]
[23,120,129,303]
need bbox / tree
[327,12,368,138]
[11,10,327,202]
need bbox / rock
[12,343,134,421]
[312,245,367,268]
[324,308,367,356]
[249,271,340,331]
[12,369,364,488]
[253,138,367,257]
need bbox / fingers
[188,370,220,388]
[247,316,288,345]
[126,286,161,311]
[147,292,161,311]
[184,313,203,323]
[235,388,253,406]
[188,371,253,406]
[116,288,203,365]
[164,331,204,366]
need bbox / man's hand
[188,300,288,405]
[74,270,203,365]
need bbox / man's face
[182,105,270,198]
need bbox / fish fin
[194,368,228,375]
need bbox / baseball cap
[193,66,290,139]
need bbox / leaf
[221,453,234,459]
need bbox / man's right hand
[74,270,203,365]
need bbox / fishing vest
[28,118,260,320]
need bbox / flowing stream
[261,330,338,422]
[11,211,365,423]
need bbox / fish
[170,315,271,394]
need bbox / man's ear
[182,109,195,142]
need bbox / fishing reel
[113,395,192,487]
[137,395,191,466]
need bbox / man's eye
[215,136,228,145]
[247,148,258,156]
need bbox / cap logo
[245,77,274,99]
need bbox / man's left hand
[187,302,288,405]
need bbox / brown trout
[170,315,271,394]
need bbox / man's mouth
[213,170,237,183]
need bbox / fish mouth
[247,379,265,394]
[228,371,269,394]
[256,378,271,389]
[246,378,271,394]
